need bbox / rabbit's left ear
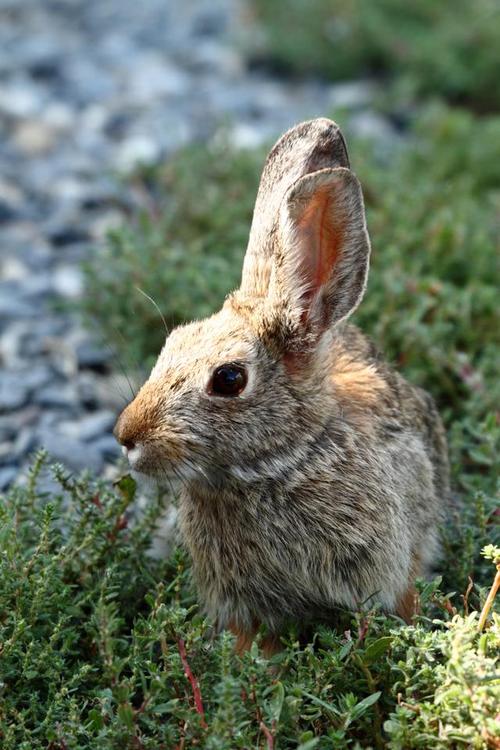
[274,167,370,338]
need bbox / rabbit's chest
[179,487,298,601]
[178,483,367,627]
[179,488,277,581]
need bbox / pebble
[13,120,57,155]
[0,0,397,490]
[0,374,30,412]
[34,431,104,474]
[0,199,18,223]
[0,82,43,118]
[0,406,40,442]
[58,410,116,442]
[114,136,162,171]
[75,340,111,372]
[34,384,78,409]
[94,434,122,460]
[0,467,17,492]
[52,266,84,298]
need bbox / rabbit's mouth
[121,438,218,487]
[121,443,144,470]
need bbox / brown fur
[396,585,419,624]
[115,119,449,653]
[229,621,281,657]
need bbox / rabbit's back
[332,324,449,504]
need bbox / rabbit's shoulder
[332,324,449,498]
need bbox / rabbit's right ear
[271,166,370,344]
[240,119,349,297]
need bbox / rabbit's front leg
[395,584,419,623]
[395,555,421,623]
[228,621,281,657]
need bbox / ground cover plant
[249,0,500,113]
[1,103,498,747]
[0,453,498,749]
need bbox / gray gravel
[0,0,396,488]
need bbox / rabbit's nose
[114,410,139,450]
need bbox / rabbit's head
[114,119,371,483]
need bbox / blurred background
[0,0,499,492]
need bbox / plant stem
[177,637,208,729]
[478,566,500,631]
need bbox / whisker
[107,376,130,407]
[85,307,142,400]
[104,328,142,400]
[134,285,170,337]
[102,350,137,404]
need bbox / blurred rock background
[0,0,498,489]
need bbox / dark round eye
[210,363,248,397]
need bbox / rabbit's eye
[210,364,247,397]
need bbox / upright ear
[240,119,349,298]
[273,167,370,341]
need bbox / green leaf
[266,681,285,723]
[117,702,135,731]
[302,691,341,718]
[363,637,393,664]
[152,700,179,714]
[86,708,104,731]
[114,474,137,504]
[297,739,320,750]
[350,691,382,721]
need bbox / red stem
[260,721,274,750]
[177,638,207,729]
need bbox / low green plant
[0,452,498,749]
[249,0,500,112]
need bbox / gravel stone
[0,82,43,118]
[34,383,77,409]
[13,120,57,155]
[0,466,17,491]
[34,431,104,473]
[75,340,111,371]
[0,294,38,322]
[59,410,116,442]
[0,373,30,411]
[0,442,16,465]
[0,406,40,442]
[52,265,84,298]
[20,365,53,392]
[94,434,121,460]
[0,199,18,223]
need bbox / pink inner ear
[296,185,345,303]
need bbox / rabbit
[114,118,449,655]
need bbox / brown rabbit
[114,119,449,654]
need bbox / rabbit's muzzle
[114,405,141,452]
[113,385,185,473]
[114,403,151,471]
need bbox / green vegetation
[250,0,500,112]
[3,103,498,746]
[0,453,498,749]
